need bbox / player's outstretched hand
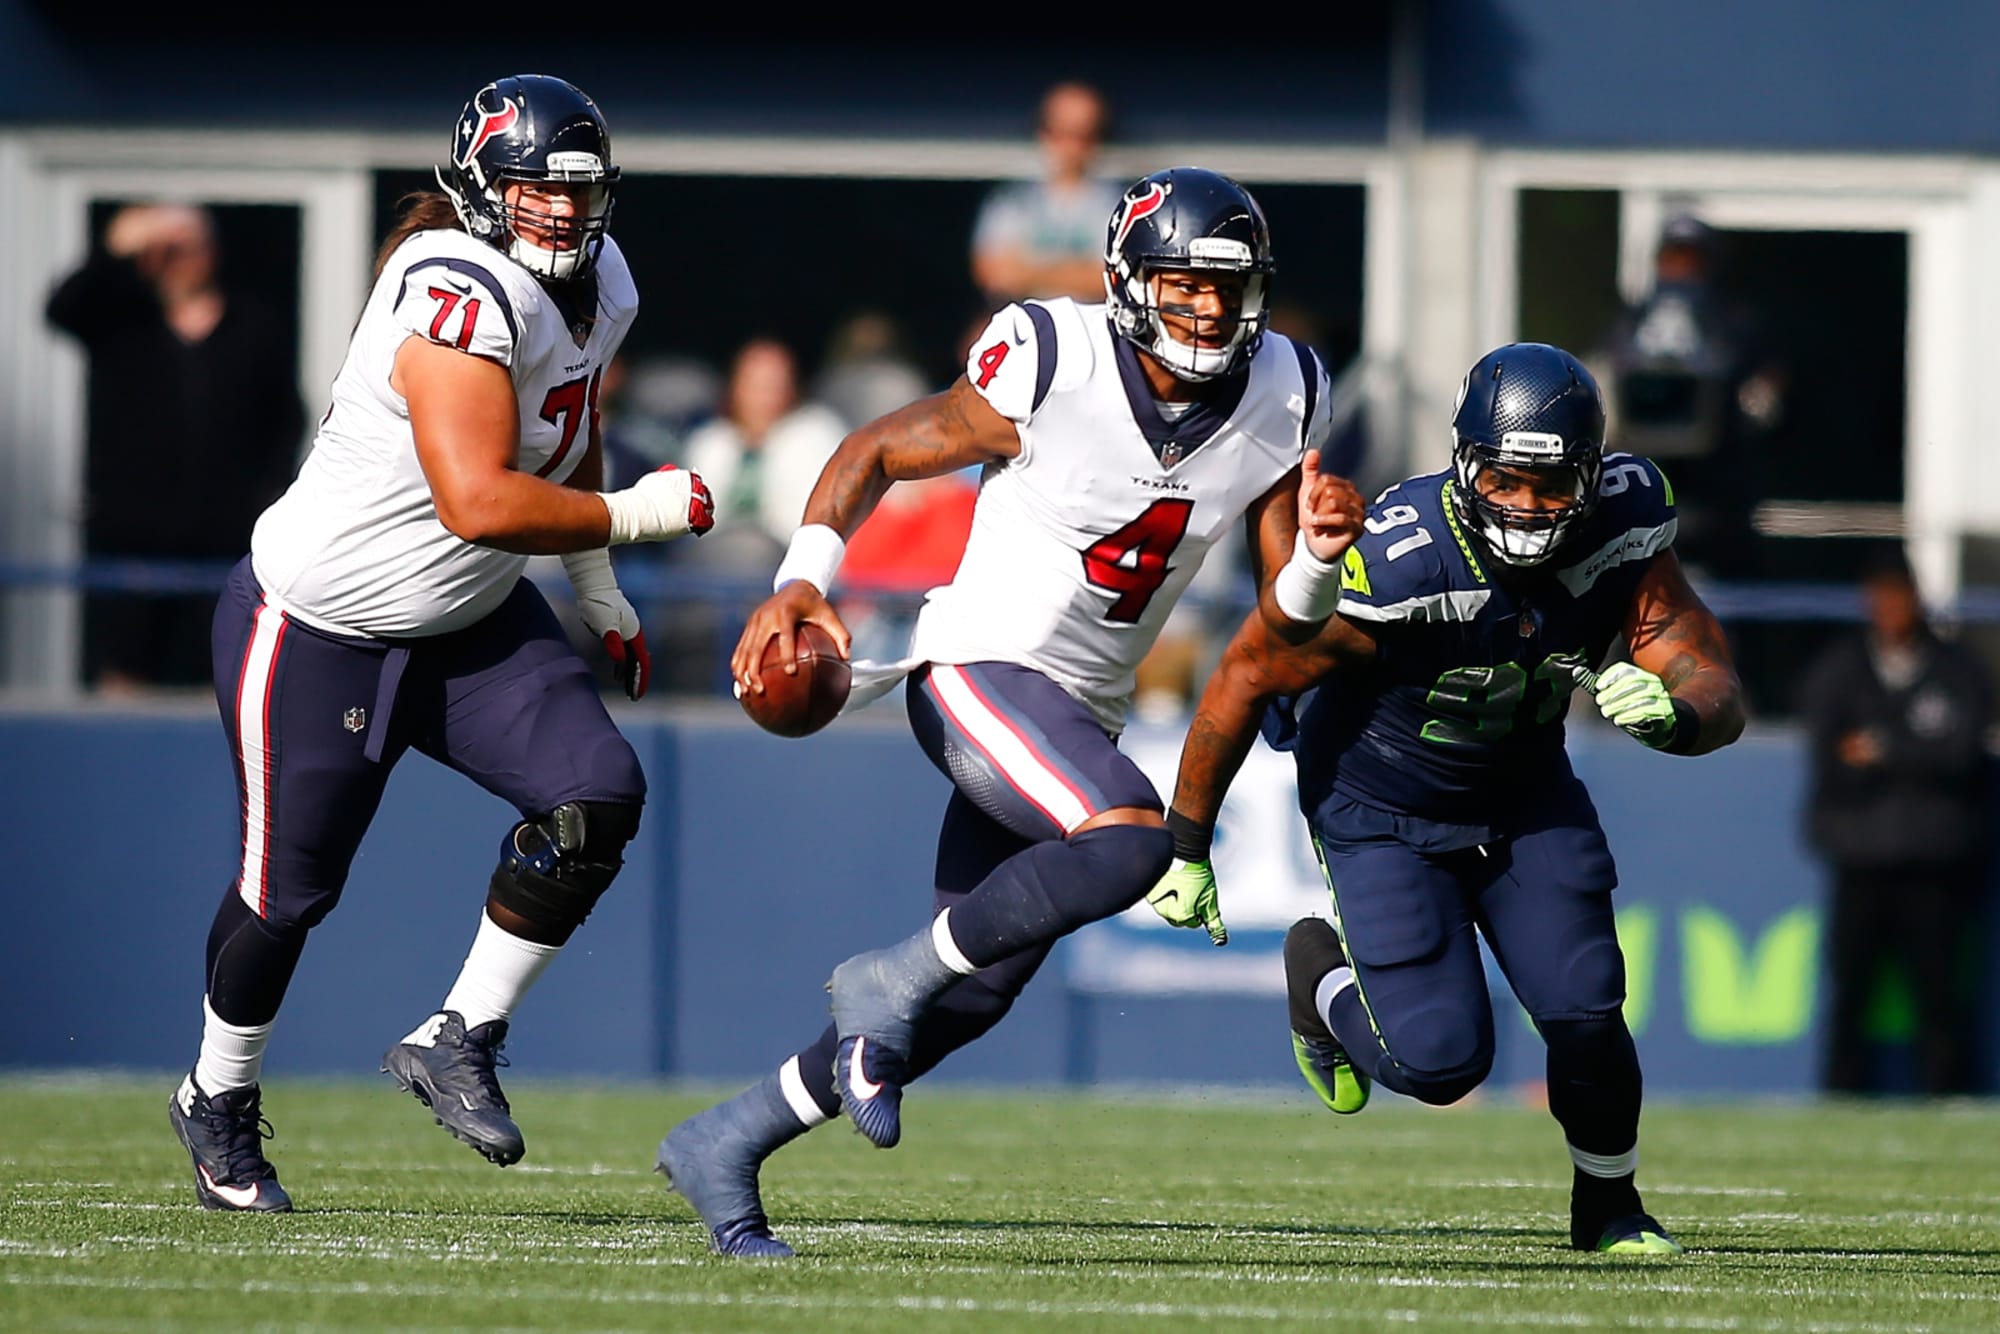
[1591,662,1678,748]
[1298,449,1366,564]
[731,580,852,699]
[1145,857,1229,946]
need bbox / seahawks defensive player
[1148,342,1745,1256]
[657,167,1367,1257]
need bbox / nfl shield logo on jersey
[343,707,367,734]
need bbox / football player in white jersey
[658,166,1368,1256]
[168,75,716,1213]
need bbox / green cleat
[1587,1212,1685,1256]
[1284,918,1371,1115]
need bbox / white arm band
[772,524,846,595]
[1273,531,1343,623]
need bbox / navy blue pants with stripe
[1314,780,1644,1157]
[211,557,646,932]
[786,661,1160,1116]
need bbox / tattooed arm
[798,377,1019,533]
[731,377,1018,692]
[1619,550,1747,755]
[1169,603,1377,834]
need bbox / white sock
[930,908,978,977]
[439,911,563,1030]
[777,1054,831,1128]
[1570,1142,1639,1178]
[193,998,273,1096]
[1315,965,1357,1035]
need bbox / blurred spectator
[684,338,846,553]
[46,202,304,693]
[813,310,930,430]
[623,354,723,455]
[650,338,844,695]
[838,472,979,666]
[1593,213,1784,580]
[595,354,690,489]
[970,81,1122,304]
[1798,548,1994,1096]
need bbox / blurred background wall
[3,2,1997,1094]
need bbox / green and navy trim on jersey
[1291,453,1677,841]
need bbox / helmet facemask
[492,174,614,281]
[1106,251,1269,382]
[1451,442,1601,568]
[438,165,616,283]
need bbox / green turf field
[3,1075,1997,1331]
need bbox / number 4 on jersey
[1083,498,1193,623]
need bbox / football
[740,622,852,738]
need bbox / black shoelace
[458,1030,513,1112]
[210,1098,277,1182]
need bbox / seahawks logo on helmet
[1102,166,1275,383]
[436,74,620,283]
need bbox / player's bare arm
[732,377,1020,694]
[1620,549,1747,755]
[400,336,616,552]
[562,412,605,492]
[1171,605,1376,831]
[1249,449,1367,641]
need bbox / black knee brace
[488,800,642,937]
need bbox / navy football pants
[1315,783,1642,1156]
[210,558,646,933]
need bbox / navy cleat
[381,1011,526,1166]
[1285,917,1371,1115]
[832,1034,908,1149]
[827,942,936,1149]
[657,1103,795,1259]
[169,1072,293,1212]
[1580,1211,1685,1256]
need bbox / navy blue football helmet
[1448,343,1606,567]
[438,74,619,282]
[1103,167,1275,382]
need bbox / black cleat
[168,1073,293,1212]
[381,1011,526,1166]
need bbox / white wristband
[773,524,846,595]
[1273,530,1343,623]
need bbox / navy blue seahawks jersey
[1286,454,1678,845]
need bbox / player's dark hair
[372,191,465,282]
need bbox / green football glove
[1145,857,1229,946]
[1590,662,1679,748]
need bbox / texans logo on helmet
[460,94,520,166]
[1112,181,1169,254]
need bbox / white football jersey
[910,298,1330,730]
[251,228,637,637]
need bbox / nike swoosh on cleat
[460,1092,479,1111]
[848,1037,883,1100]
[198,1164,263,1208]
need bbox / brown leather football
[741,622,852,738]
